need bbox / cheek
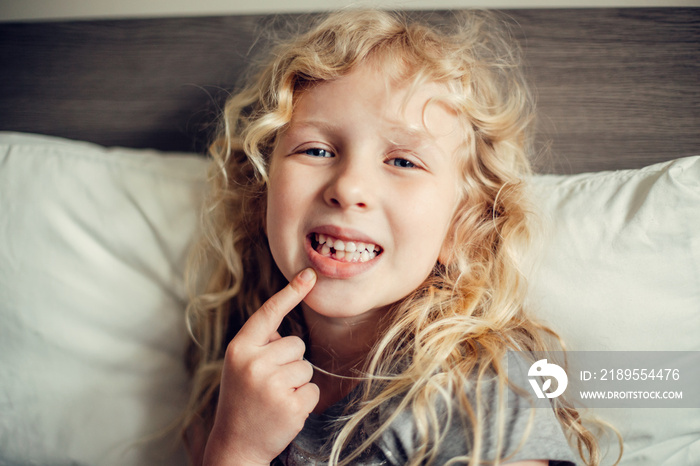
[265,173,292,257]
[391,198,446,271]
[418,188,460,266]
[265,194,293,281]
[266,169,295,232]
[265,167,314,280]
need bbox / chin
[302,286,382,320]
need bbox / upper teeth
[316,233,378,254]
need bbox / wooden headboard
[1,8,698,174]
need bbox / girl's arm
[505,461,548,465]
[196,269,319,465]
[184,420,207,466]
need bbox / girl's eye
[386,158,417,169]
[304,148,333,158]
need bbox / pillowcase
[0,132,697,465]
[526,156,700,464]
[0,132,208,465]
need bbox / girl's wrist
[203,448,271,466]
[202,433,272,466]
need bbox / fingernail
[299,268,316,283]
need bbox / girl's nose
[323,158,372,210]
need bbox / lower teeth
[317,244,376,263]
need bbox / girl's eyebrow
[289,119,433,145]
[385,125,430,146]
[286,119,340,134]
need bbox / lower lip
[304,236,380,279]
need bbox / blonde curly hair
[182,9,613,465]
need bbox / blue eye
[387,158,416,169]
[304,148,333,158]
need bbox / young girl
[181,9,608,465]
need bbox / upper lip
[309,224,382,249]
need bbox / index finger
[238,268,316,345]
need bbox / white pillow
[526,157,700,465]
[0,132,697,465]
[0,132,208,465]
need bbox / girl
[181,9,609,465]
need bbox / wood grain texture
[511,8,700,173]
[1,8,698,173]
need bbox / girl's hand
[203,268,319,466]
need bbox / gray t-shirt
[278,378,578,465]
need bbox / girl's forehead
[293,63,462,137]
[282,63,467,171]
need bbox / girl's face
[266,63,463,321]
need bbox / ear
[438,199,463,266]
[262,183,270,237]
[438,230,454,266]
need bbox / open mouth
[309,232,382,263]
